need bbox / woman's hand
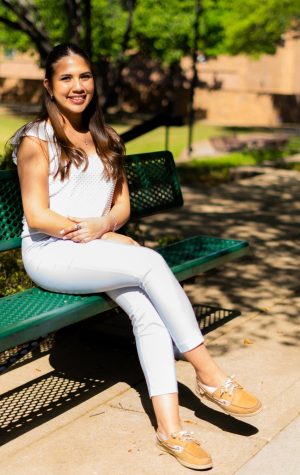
[101,232,140,246]
[60,216,110,243]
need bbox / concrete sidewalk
[0,166,300,474]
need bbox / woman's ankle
[157,424,182,438]
[157,422,183,438]
[196,369,227,388]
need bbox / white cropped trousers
[22,237,204,397]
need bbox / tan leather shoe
[196,376,262,417]
[156,430,213,470]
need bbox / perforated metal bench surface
[0,151,249,351]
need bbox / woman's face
[44,53,95,121]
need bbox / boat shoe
[156,430,213,470]
[196,375,262,417]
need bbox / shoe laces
[219,375,241,396]
[171,430,200,445]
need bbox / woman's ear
[43,78,53,99]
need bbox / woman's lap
[22,236,204,353]
[22,237,162,294]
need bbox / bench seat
[0,234,248,352]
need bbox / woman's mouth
[68,95,86,105]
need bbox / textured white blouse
[12,121,116,239]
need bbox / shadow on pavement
[1,168,298,446]
[0,304,252,446]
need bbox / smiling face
[44,53,95,123]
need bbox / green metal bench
[0,151,249,354]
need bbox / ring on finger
[75,223,82,231]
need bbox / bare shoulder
[17,135,49,176]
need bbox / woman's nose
[72,78,84,91]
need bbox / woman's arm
[17,136,76,237]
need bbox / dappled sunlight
[141,168,300,355]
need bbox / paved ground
[1,165,300,474]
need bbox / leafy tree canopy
[217,0,300,56]
[0,0,299,65]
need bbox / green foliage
[34,0,70,46]
[0,5,32,53]
[156,233,184,247]
[177,152,258,184]
[218,0,300,56]
[131,0,195,63]
[91,0,129,61]
[0,0,77,57]
[190,152,257,169]
[283,136,300,156]
[0,147,14,170]
[177,139,300,184]
[0,250,33,297]
[1,0,300,66]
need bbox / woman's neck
[60,112,87,132]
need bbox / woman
[12,43,261,471]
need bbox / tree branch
[1,0,49,42]
[0,0,52,62]
[0,14,23,31]
[64,0,81,44]
[119,0,136,57]
[81,0,91,56]
[103,0,137,110]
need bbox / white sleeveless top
[12,121,116,240]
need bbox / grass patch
[0,115,32,155]
[190,152,257,168]
[0,112,231,159]
[176,145,300,184]
[116,123,230,158]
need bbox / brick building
[1,32,300,125]
[0,51,44,113]
[190,32,300,126]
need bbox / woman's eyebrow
[58,71,92,78]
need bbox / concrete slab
[236,415,300,475]
[1,167,300,474]
[105,296,300,474]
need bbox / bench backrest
[0,150,183,252]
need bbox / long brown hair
[25,43,124,181]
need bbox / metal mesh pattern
[0,288,100,325]
[157,235,247,268]
[0,335,54,367]
[194,304,240,334]
[125,151,183,219]
[0,170,23,247]
[0,372,95,432]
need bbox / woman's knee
[139,246,167,270]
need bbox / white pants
[22,236,204,396]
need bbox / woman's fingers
[60,223,82,237]
[68,215,81,222]
[60,226,138,245]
